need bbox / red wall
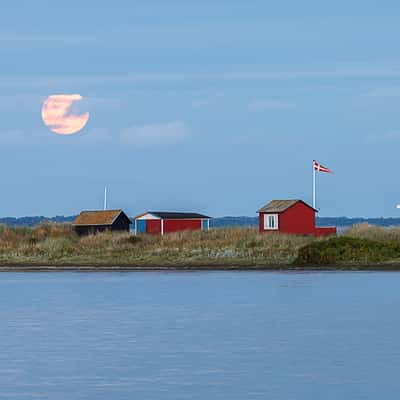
[279,202,316,234]
[145,219,202,234]
[146,219,161,234]
[259,214,264,233]
[259,201,336,237]
[314,227,337,236]
[164,219,202,233]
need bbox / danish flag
[313,160,331,173]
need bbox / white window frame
[264,214,279,230]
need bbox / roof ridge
[257,199,315,213]
[135,211,211,219]
[80,209,122,213]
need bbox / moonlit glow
[41,94,89,135]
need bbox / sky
[1,0,400,218]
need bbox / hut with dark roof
[72,210,131,236]
[257,199,336,237]
[134,211,210,235]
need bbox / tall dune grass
[0,224,313,266]
[343,223,400,243]
[1,222,400,267]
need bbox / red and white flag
[313,160,332,173]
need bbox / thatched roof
[72,210,128,226]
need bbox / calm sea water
[0,271,399,399]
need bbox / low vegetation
[343,223,400,243]
[294,223,400,267]
[294,236,400,266]
[1,222,400,269]
[0,223,312,267]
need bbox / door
[202,219,209,231]
[136,219,147,234]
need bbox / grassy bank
[295,224,400,267]
[0,224,312,268]
[1,223,400,269]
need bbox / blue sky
[1,0,400,217]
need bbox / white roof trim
[135,213,161,220]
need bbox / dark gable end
[113,212,132,228]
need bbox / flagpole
[312,160,316,209]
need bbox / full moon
[41,94,90,135]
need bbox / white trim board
[135,213,161,220]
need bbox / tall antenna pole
[104,186,107,210]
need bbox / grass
[2,222,400,269]
[0,223,312,267]
[343,223,400,242]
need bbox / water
[0,271,400,399]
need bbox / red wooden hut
[257,199,336,237]
[134,211,211,235]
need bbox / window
[264,214,278,230]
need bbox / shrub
[294,236,400,266]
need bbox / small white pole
[312,161,316,209]
[104,186,107,210]
[161,219,164,236]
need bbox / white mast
[104,186,107,210]
[312,160,316,209]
